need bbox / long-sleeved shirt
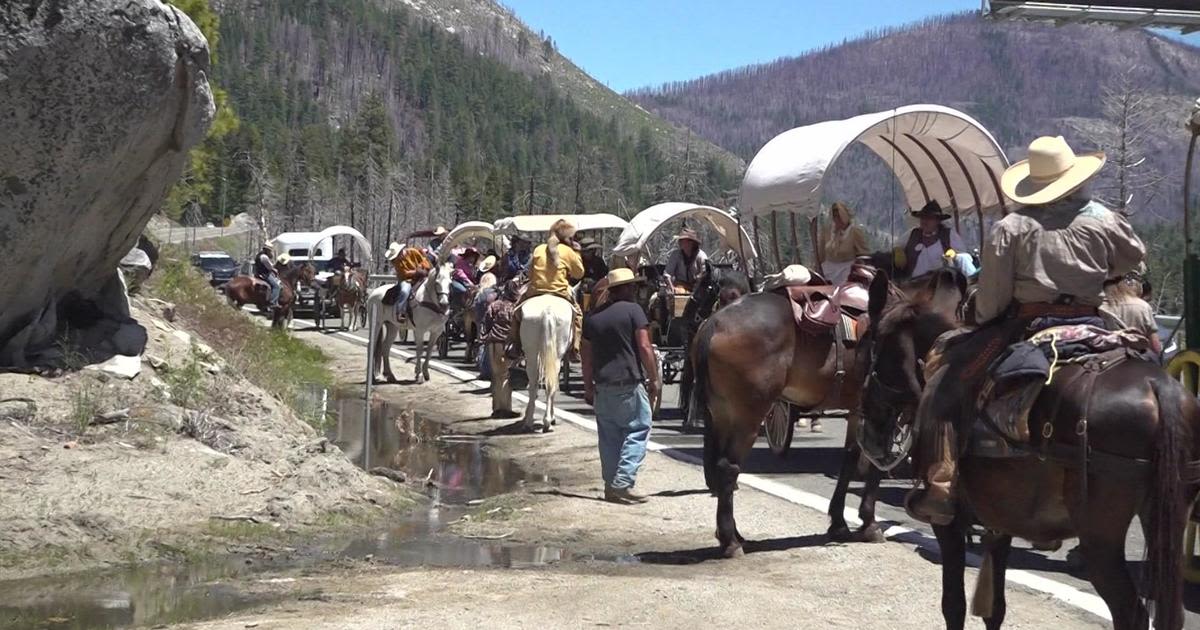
[821,224,870,264]
[664,248,708,287]
[504,249,531,279]
[975,199,1146,323]
[391,247,431,282]
[908,226,967,278]
[529,243,584,298]
[480,297,516,344]
[452,256,477,287]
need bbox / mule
[225,264,316,329]
[328,267,368,331]
[858,270,1200,630]
[518,294,573,433]
[365,262,453,383]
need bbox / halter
[417,266,451,315]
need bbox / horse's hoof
[827,525,853,543]
[855,524,886,544]
[542,425,553,433]
[551,418,557,425]
[721,543,744,559]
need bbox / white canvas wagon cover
[493,213,629,236]
[739,104,1010,219]
[611,202,757,261]
[303,225,373,263]
[438,220,498,256]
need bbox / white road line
[295,320,1111,622]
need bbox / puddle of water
[0,391,584,630]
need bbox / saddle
[771,263,874,345]
[970,324,1152,458]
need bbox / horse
[518,293,574,433]
[692,263,894,557]
[679,260,751,425]
[327,267,368,330]
[224,264,316,329]
[365,261,453,383]
[857,270,1200,630]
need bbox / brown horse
[328,267,368,330]
[858,271,1199,630]
[693,264,894,557]
[225,264,316,328]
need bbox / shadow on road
[636,534,829,565]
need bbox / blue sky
[502,0,1200,92]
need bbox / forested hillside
[166,0,737,264]
[630,14,1200,313]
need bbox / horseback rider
[385,241,432,320]
[663,227,708,292]
[503,235,533,281]
[906,135,1146,526]
[425,226,448,264]
[507,218,585,360]
[899,200,977,278]
[329,247,351,272]
[254,243,282,308]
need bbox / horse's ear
[868,268,890,322]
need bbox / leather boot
[568,304,583,363]
[505,308,524,361]
[905,424,957,526]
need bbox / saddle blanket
[977,324,1151,446]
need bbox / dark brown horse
[680,260,751,424]
[225,264,316,328]
[693,265,891,557]
[858,271,1199,630]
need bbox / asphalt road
[284,311,1200,627]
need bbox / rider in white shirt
[903,200,973,278]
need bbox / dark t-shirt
[583,300,649,385]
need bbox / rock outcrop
[0,0,215,368]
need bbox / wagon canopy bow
[739,104,1011,218]
[304,225,373,264]
[493,213,630,236]
[437,221,498,258]
[611,202,758,261]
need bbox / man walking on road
[480,280,521,419]
[582,268,660,504]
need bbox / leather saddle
[774,263,875,344]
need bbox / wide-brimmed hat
[477,255,497,273]
[911,200,950,221]
[276,253,292,265]
[674,227,700,244]
[605,268,644,289]
[432,226,449,237]
[263,241,275,252]
[577,237,603,251]
[384,242,403,261]
[1002,136,1105,206]
[460,246,480,259]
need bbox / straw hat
[911,200,950,221]
[1001,136,1105,206]
[674,227,700,244]
[432,226,449,237]
[384,242,403,261]
[263,241,275,252]
[276,253,292,265]
[477,255,497,274]
[604,268,644,289]
[577,237,603,252]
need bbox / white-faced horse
[519,294,574,433]
[366,262,453,383]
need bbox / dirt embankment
[173,329,1103,630]
[0,293,413,581]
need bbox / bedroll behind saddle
[767,263,874,345]
[974,324,1152,452]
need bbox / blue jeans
[394,281,413,318]
[594,383,652,490]
[952,253,978,277]
[265,275,281,305]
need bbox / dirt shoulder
[172,328,1105,629]
[0,300,414,581]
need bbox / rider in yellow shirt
[509,219,585,359]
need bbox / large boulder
[0,0,215,368]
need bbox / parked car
[191,251,239,286]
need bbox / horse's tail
[540,304,562,395]
[1146,376,1186,630]
[695,320,720,492]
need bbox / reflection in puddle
[0,392,581,630]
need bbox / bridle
[418,265,450,315]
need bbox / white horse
[519,294,574,433]
[365,261,453,383]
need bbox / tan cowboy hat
[263,241,276,252]
[1001,136,1105,206]
[432,226,449,237]
[384,242,403,261]
[674,227,700,244]
[605,267,644,289]
[477,255,497,273]
[276,253,292,265]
